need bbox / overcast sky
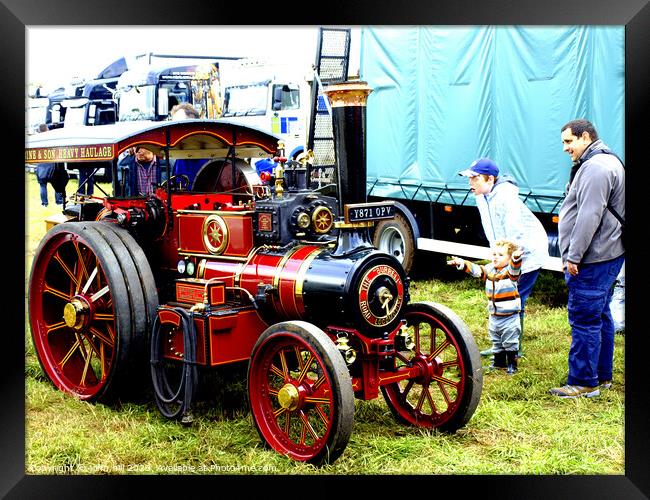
[26,26,360,92]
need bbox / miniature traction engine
[27,81,483,465]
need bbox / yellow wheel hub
[277,383,300,411]
[63,299,88,330]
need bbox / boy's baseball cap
[458,158,499,177]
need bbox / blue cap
[458,158,499,178]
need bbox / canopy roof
[25,119,281,164]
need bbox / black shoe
[490,351,507,370]
[506,351,518,375]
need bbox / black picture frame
[5,0,648,497]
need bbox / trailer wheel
[381,302,482,432]
[28,222,157,402]
[373,212,415,274]
[248,321,354,465]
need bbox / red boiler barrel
[200,245,326,321]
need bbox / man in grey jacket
[550,119,625,399]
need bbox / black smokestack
[323,81,374,256]
[325,81,373,209]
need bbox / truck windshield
[119,85,156,121]
[223,83,267,117]
[63,106,86,127]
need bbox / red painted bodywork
[28,119,425,403]
[201,245,325,322]
[177,212,254,258]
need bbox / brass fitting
[336,335,357,365]
[274,164,284,198]
[190,302,207,313]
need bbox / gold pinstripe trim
[272,246,302,317]
[295,248,323,299]
[176,210,255,216]
[178,251,247,261]
[273,246,301,290]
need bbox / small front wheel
[382,301,482,432]
[248,321,354,465]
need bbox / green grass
[24,172,625,475]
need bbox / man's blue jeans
[38,181,49,206]
[564,255,625,387]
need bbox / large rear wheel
[28,221,157,401]
[381,301,482,431]
[248,321,354,465]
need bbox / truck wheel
[28,221,157,402]
[248,321,354,465]
[373,212,415,274]
[381,301,482,432]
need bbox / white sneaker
[549,385,600,398]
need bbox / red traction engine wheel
[381,301,483,431]
[248,321,355,465]
[28,222,158,401]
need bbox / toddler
[448,240,523,374]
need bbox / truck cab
[221,62,311,161]
[46,57,129,130]
[116,59,223,122]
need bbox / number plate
[345,202,395,223]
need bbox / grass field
[24,172,625,475]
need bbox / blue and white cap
[458,158,499,177]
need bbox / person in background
[549,119,624,399]
[448,240,524,375]
[118,146,160,196]
[77,164,96,197]
[50,163,69,205]
[36,162,56,207]
[170,102,199,121]
[458,158,548,359]
[36,161,69,207]
[169,103,207,188]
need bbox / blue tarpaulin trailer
[359,26,624,273]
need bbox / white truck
[219,59,312,161]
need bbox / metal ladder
[306,27,351,191]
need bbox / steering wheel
[161,174,191,191]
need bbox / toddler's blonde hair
[495,239,519,256]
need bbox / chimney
[323,81,374,256]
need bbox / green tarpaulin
[360,26,624,213]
